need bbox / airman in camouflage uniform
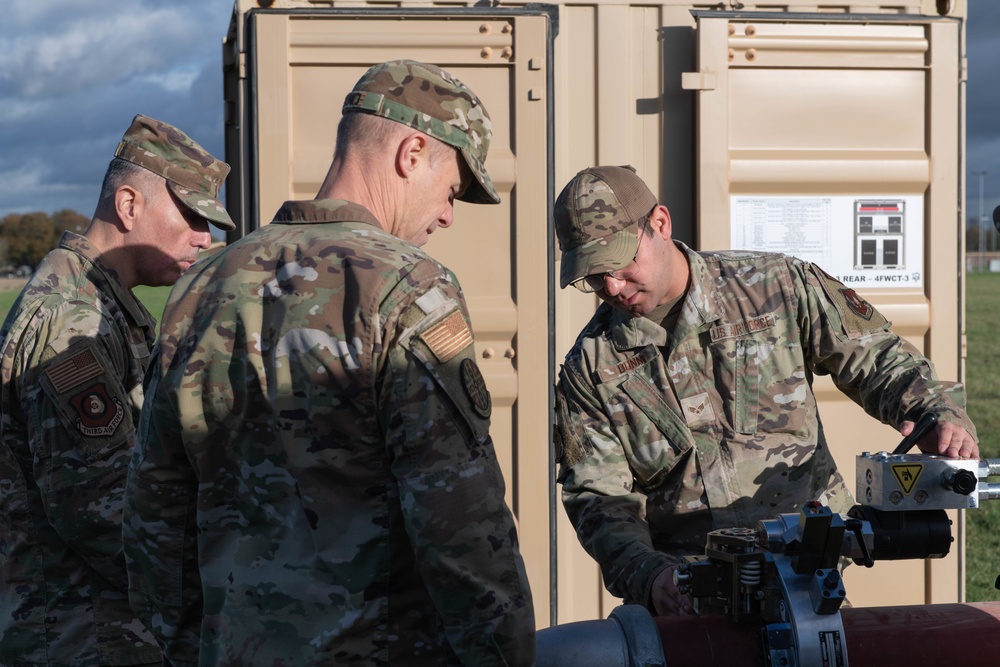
[124,60,535,666]
[0,115,233,665]
[553,165,978,617]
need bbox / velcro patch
[69,383,125,438]
[45,348,103,393]
[415,285,450,315]
[420,310,473,363]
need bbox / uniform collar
[608,241,724,351]
[271,199,382,227]
[59,232,155,330]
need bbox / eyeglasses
[572,223,646,293]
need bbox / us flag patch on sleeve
[420,310,473,363]
[45,348,103,393]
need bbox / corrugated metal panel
[227,0,967,627]
[693,13,962,608]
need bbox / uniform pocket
[618,375,695,489]
[401,310,491,444]
[123,477,194,608]
[710,336,762,435]
[734,339,760,434]
[38,339,134,463]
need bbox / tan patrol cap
[114,114,234,231]
[342,60,500,205]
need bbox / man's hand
[650,565,695,616]
[900,419,979,459]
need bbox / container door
[690,12,963,607]
[243,8,556,625]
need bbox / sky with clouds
[965,0,1000,223]
[0,0,233,220]
[1,1,997,227]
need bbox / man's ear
[115,185,141,232]
[395,132,430,178]
[649,205,673,240]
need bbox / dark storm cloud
[967,0,1000,219]
[0,0,232,218]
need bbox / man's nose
[603,275,625,296]
[193,226,212,249]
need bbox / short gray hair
[98,157,160,204]
[333,112,454,163]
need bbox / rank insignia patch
[680,392,716,426]
[460,358,492,419]
[70,383,125,437]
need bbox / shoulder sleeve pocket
[401,305,491,443]
[811,265,890,340]
[37,338,133,462]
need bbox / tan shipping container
[223,0,968,627]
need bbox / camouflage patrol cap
[114,114,234,231]
[343,59,500,205]
[554,165,658,289]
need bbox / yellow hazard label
[891,463,924,495]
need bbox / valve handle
[846,518,875,568]
[892,412,938,456]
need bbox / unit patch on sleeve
[460,358,492,419]
[838,288,873,320]
[814,266,888,337]
[420,310,474,363]
[69,383,125,438]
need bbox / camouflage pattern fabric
[115,113,234,230]
[0,232,161,665]
[343,59,499,205]
[555,243,976,610]
[124,199,535,666]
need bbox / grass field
[962,272,1000,601]
[0,275,998,598]
[0,282,171,329]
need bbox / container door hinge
[681,71,717,91]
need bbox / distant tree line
[0,211,994,269]
[968,215,1000,253]
[0,210,89,272]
